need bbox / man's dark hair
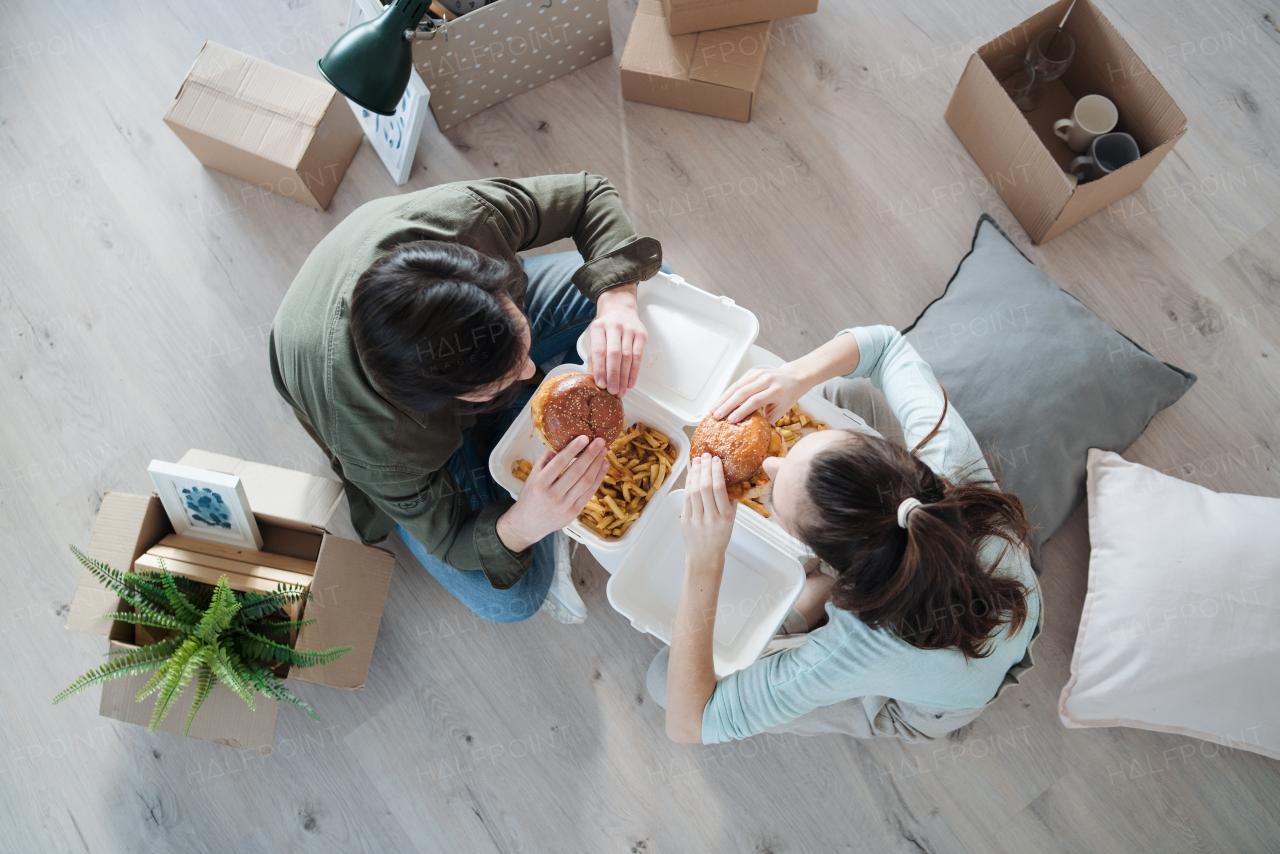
[350,240,528,414]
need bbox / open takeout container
[489,272,759,551]
[488,363,690,552]
[606,489,806,676]
[575,272,760,426]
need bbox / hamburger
[689,411,787,497]
[531,372,626,452]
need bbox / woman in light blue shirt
[652,325,1042,744]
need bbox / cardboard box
[622,0,773,123]
[945,0,1186,244]
[163,42,365,211]
[661,0,817,36]
[64,450,395,753]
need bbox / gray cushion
[903,215,1196,553]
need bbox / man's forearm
[666,556,723,743]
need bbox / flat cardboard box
[622,0,773,122]
[945,0,1186,244]
[64,450,394,753]
[163,41,365,211]
[661,0,817,36]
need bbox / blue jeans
[397,251,672,622]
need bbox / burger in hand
[690,410,786,499]
[531,372,626,452]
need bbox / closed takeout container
[488,363,689,552]
[606,489,806,676]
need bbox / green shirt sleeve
[447,173,664,300]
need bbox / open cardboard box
[945,0,1187,244]
[64,450,395,753]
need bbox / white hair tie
[897,497,924,528]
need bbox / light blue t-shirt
[701,326,1042,744]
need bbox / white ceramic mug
[1054,94,1118,153]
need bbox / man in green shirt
[269,173,664,623]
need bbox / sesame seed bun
[689,411,785,486]
[530,372,626,451]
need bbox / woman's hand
[681,454,737,568]
[589,283,646,398]
[496,435,609,552]
[711,364,809,424]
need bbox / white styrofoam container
[606,489,806,677]
[575,272,759,425]
[488,363,689,552]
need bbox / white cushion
[1058,449,1280,760]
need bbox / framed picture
[347,0,431,185]
[147,460,264,550]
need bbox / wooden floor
[2,0,1278,851]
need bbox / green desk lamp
[318,0,434,116]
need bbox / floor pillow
[1058,449,1279,760]
[903,214,1196,553]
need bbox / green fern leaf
[236,629,351,669]
[194,578,242,642]
[93,610,194,634]
[244,662,322,722]
[53,638,183,704]
[184,663,215,736]
[147,639,203,733]
[209,645,256,710]
[158,567,202,624]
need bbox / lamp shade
[318,0,430,116]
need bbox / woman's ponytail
[798,431,1033,660]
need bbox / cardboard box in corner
[662,0,817,37]
[163,42,365,211]
[64,449,395,753]
[945,0,1187,244]
[622,0,773,122]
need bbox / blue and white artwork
[170,477,242,535]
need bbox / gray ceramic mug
[1070,132,1140,183]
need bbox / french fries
[731,405,830,518]
[512,422,677,540]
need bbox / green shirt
[268,174,662,589]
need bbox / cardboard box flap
[689,22,772,91]
[100,641,279,753]
[290,535,395,689]
[945,54,1072,242]
[624,0,697,81]
[176,449,344,534]
[1060,0,1186,151]
[184,41,333,126]
[164,42,336,168]
[66,493,172,636]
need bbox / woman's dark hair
[350,240,528,414]
[798,398,1035,660]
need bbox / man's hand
[589,283,646,397]
[497,435,609,552]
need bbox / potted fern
[54,545,352,736]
